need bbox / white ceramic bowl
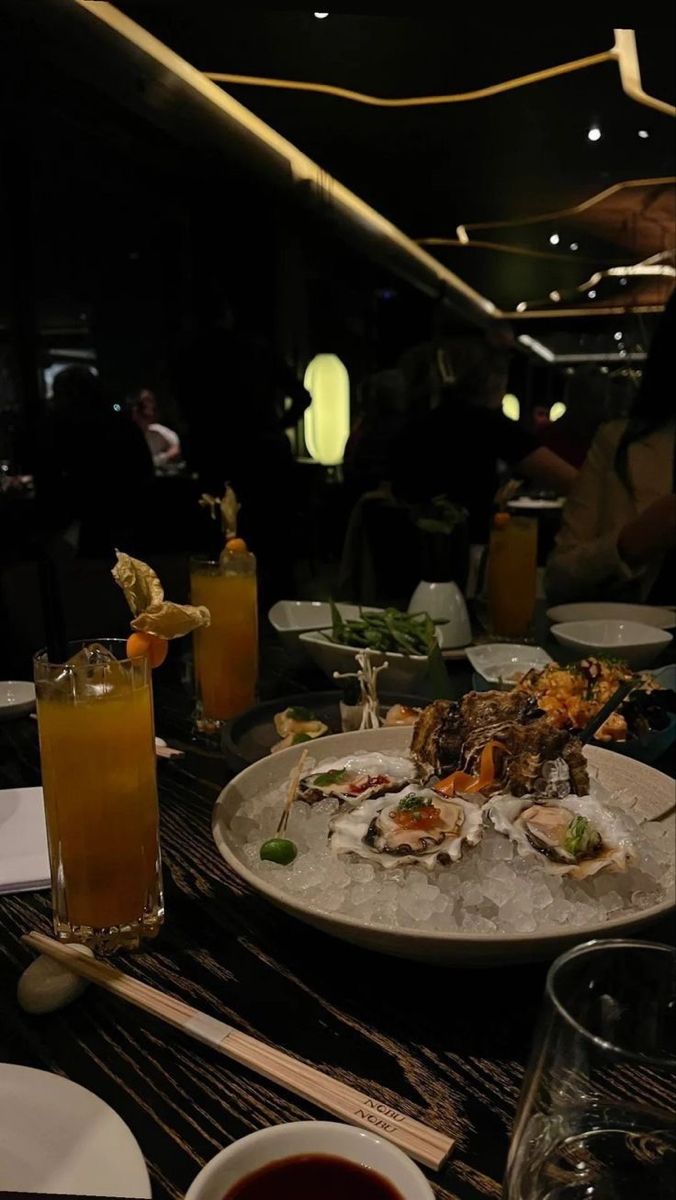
[547,603,676,630]
[551,620,673,668]
[299,629,439,692]
[268,602,364,662]
[0,681,36,721]
[466,644,553,687]
[212,728,675,966]
[185,1121,434,1200]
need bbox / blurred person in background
[343,369,406,503]
[546,294,676,604]
[175,303,310,601]
[131,387,182,467]
[391,348,577,541]
[35,365,153,557]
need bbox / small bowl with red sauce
[185,1121,435,1200]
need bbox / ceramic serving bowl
[298,629,441,693]
[268,602,363,661]
[185,1121,434,1200]
[547,603,676,630]
[0,681,36,721]
[551,620,673,669]
[466,644,553,689]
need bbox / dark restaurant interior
[0,3,675,1199]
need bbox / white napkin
[0,788,50,894]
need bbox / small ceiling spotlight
[549,233,560,246]
[570,242,579,251]
[516,301,527,312]
[549,290,561,302]
[588,289,597,299]
[614,330,623,341]
[314,11,329,18]
[638,129,649,139]
[587,125,602,142]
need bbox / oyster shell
[297,753,415,806]
[329,785,483,869]
[486,793,635,878]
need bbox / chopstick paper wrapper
[22,932,453,1170]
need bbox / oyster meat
[298,753,415,805]
[486,793,635,878]
[330,785,483,869]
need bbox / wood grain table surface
[1,641,674,1200]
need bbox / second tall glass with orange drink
[190,543,258,727]
[486,512,538,638]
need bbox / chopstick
[579,678,636,745]
[21,931,453,1170]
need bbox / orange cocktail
[190,550,258,723]
[487,514,538,638]
[34,640,163,951]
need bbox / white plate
[508,497,565,510]
[213,728,675,966]
[0,787,50,894]
[0,1064,151,1196]
[466,643,553,684]
[552,620,673,669]
[547,603,676,630]
[0,681,35,720]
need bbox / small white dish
[547,602,676,630]
[466,643,553,686]
[0,1064,151,1196]
[0,787,50,894]
[186,1121,434,1200]
[508,496,565,510]
[408,582,471,649]
[551,620,673,668]
[0,681,35,720]
[299,629,440,692]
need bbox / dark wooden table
[1,639,674,1200]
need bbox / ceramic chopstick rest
[18,943,95,1013]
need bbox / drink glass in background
[34,639,163,952]
[190,549,258,729]
[487,513,538,638]
[504,939,676,1200]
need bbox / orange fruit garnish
[225,537,248,553]
[126,631,168,667]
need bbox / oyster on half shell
[298,753,415,806]
[486,793,635,879]
[329,785,483,869]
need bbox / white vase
[408,580,472,649]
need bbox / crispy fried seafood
[411,691,589,798]
[516,657,635,741]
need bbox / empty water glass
[504,939,676,1200]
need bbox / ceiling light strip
[416,237,625,264]
[206,49,614,108]
[518,334,555,361]
[205,30,675,116]
[613,28,676,118]
[456,176,676,239]
[73,1,495,319]
[509,305,664,319]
